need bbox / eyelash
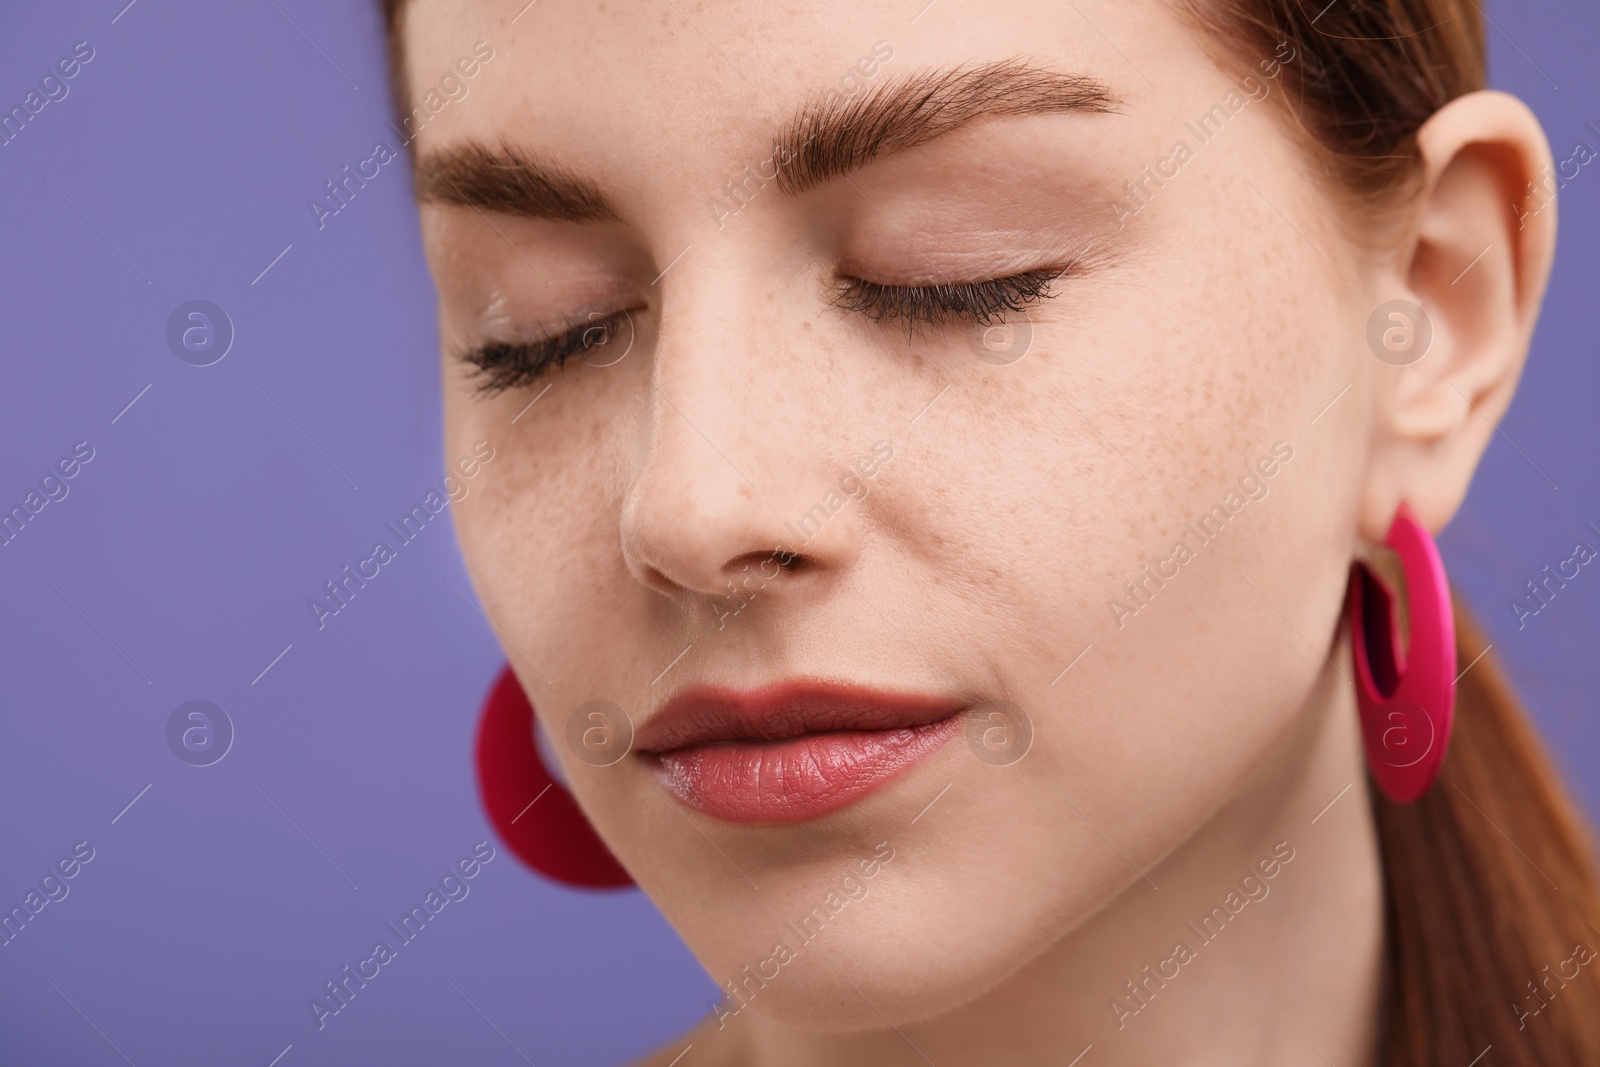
[458,265,1068,394]
[457,312,631,395]
[831,265,1068,333]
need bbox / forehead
[396,0,1210,175]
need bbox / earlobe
[1359,90,1557,542]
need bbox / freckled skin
[401,0,1556,1063]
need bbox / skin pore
[399,0,1556,1063]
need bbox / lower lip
[648,715,962,823]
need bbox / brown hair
[1172,0,1487,205]
[1376,604,1600,1063]
[379,1,1600,1059]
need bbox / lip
[636,680,965,823]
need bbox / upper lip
[634,680,967,753]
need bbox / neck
[719,657,1385,1067]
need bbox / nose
[618,296,863,611]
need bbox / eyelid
[831,263,1071,332]
[454,309,634,395]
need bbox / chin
[666,792,1137,1035]
[706,921,1020,1033]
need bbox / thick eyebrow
[772,59,1120,196]
[410,60,1118,222]
[413,140,620,223]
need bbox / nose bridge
[657,265,776,450]
[619,260,862,602]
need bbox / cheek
[447,357,652,689]
[839,140,1361,931]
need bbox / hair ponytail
[1372,603,1600,1064]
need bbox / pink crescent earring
[474,665,635,889]
[1346,502,1457,803]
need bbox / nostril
[719,547,805,587]
[767,547,806,572]
[768,548,802,573]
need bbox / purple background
[0,1,1593,1063]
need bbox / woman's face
[410,0,1384,1028]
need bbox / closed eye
[455,310,634,395]
[831,264,1069,333]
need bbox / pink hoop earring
[475,665,635,889]
[1346,502,1457,803]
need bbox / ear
[1357,90,1558,544]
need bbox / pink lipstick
[636,681,964,823]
